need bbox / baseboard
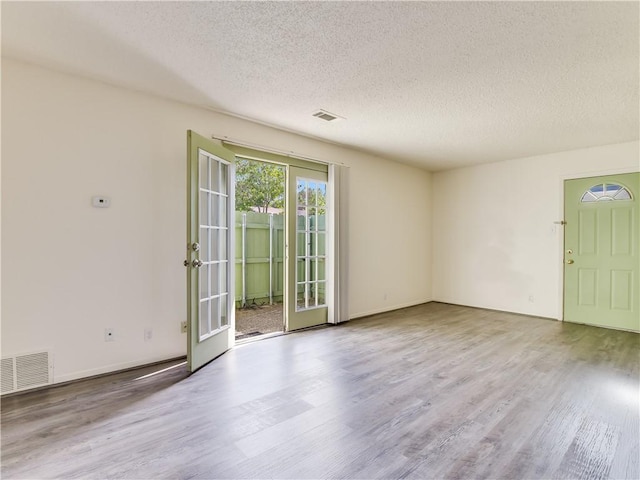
[433,298,562,321]
[349,299,559,324]
[53,353,186,384]
[433,300,558,320]
[348,299,433,321]
[1,355,187,398]
[432,300,638,333]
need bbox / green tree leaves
[235,159,285,212]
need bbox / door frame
[557,166,639,321]
[222,144,330,332]
[235,156,287,336]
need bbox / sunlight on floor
[134,361,187,380]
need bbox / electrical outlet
[104,328,115,342]
[144,328,153,341]
[181,321,187,334]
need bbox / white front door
[186,131,236,372]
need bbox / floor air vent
[1,351,52,394]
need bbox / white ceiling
[2,1,638,171]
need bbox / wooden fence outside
[234,211,325,307]
[235,212,285,306]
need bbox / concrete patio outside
[235,303,284,340]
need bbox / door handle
[192,259,203,268]
[566,259,574,264]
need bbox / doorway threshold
[235,323,333,347]
[235,330,285,345]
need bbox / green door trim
[223,144,329,173]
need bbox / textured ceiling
[2,1,638,171]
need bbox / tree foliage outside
[297,183,327,208]
[235,159,285,213]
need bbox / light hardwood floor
[2,302,639,479]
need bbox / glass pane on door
[295,177,327,311]
[198,148,231,341]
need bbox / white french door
[186,131,236,372]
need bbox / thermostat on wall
[92,196,111,208]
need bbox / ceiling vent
[312,110,344,122]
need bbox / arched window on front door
[580,183,633,203]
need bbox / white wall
[1,59,432,383]
[432,141,639,319]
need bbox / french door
[186,131,236,372]
[287,166,329,330]
[564,172,639,331]
[186,136,335,368]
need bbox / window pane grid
[203,259,228,265]
[200,292,229,302]
[581,183,633,203]
[295,177,327,311]
[197,149,231,340]
[199,188,228,197]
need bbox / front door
[186,131,236,372]
[287,166,329,330]
[564,172,639,331]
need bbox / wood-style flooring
[2,302,639,479]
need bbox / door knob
[566,259,574,264]
[192,259,203,268]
